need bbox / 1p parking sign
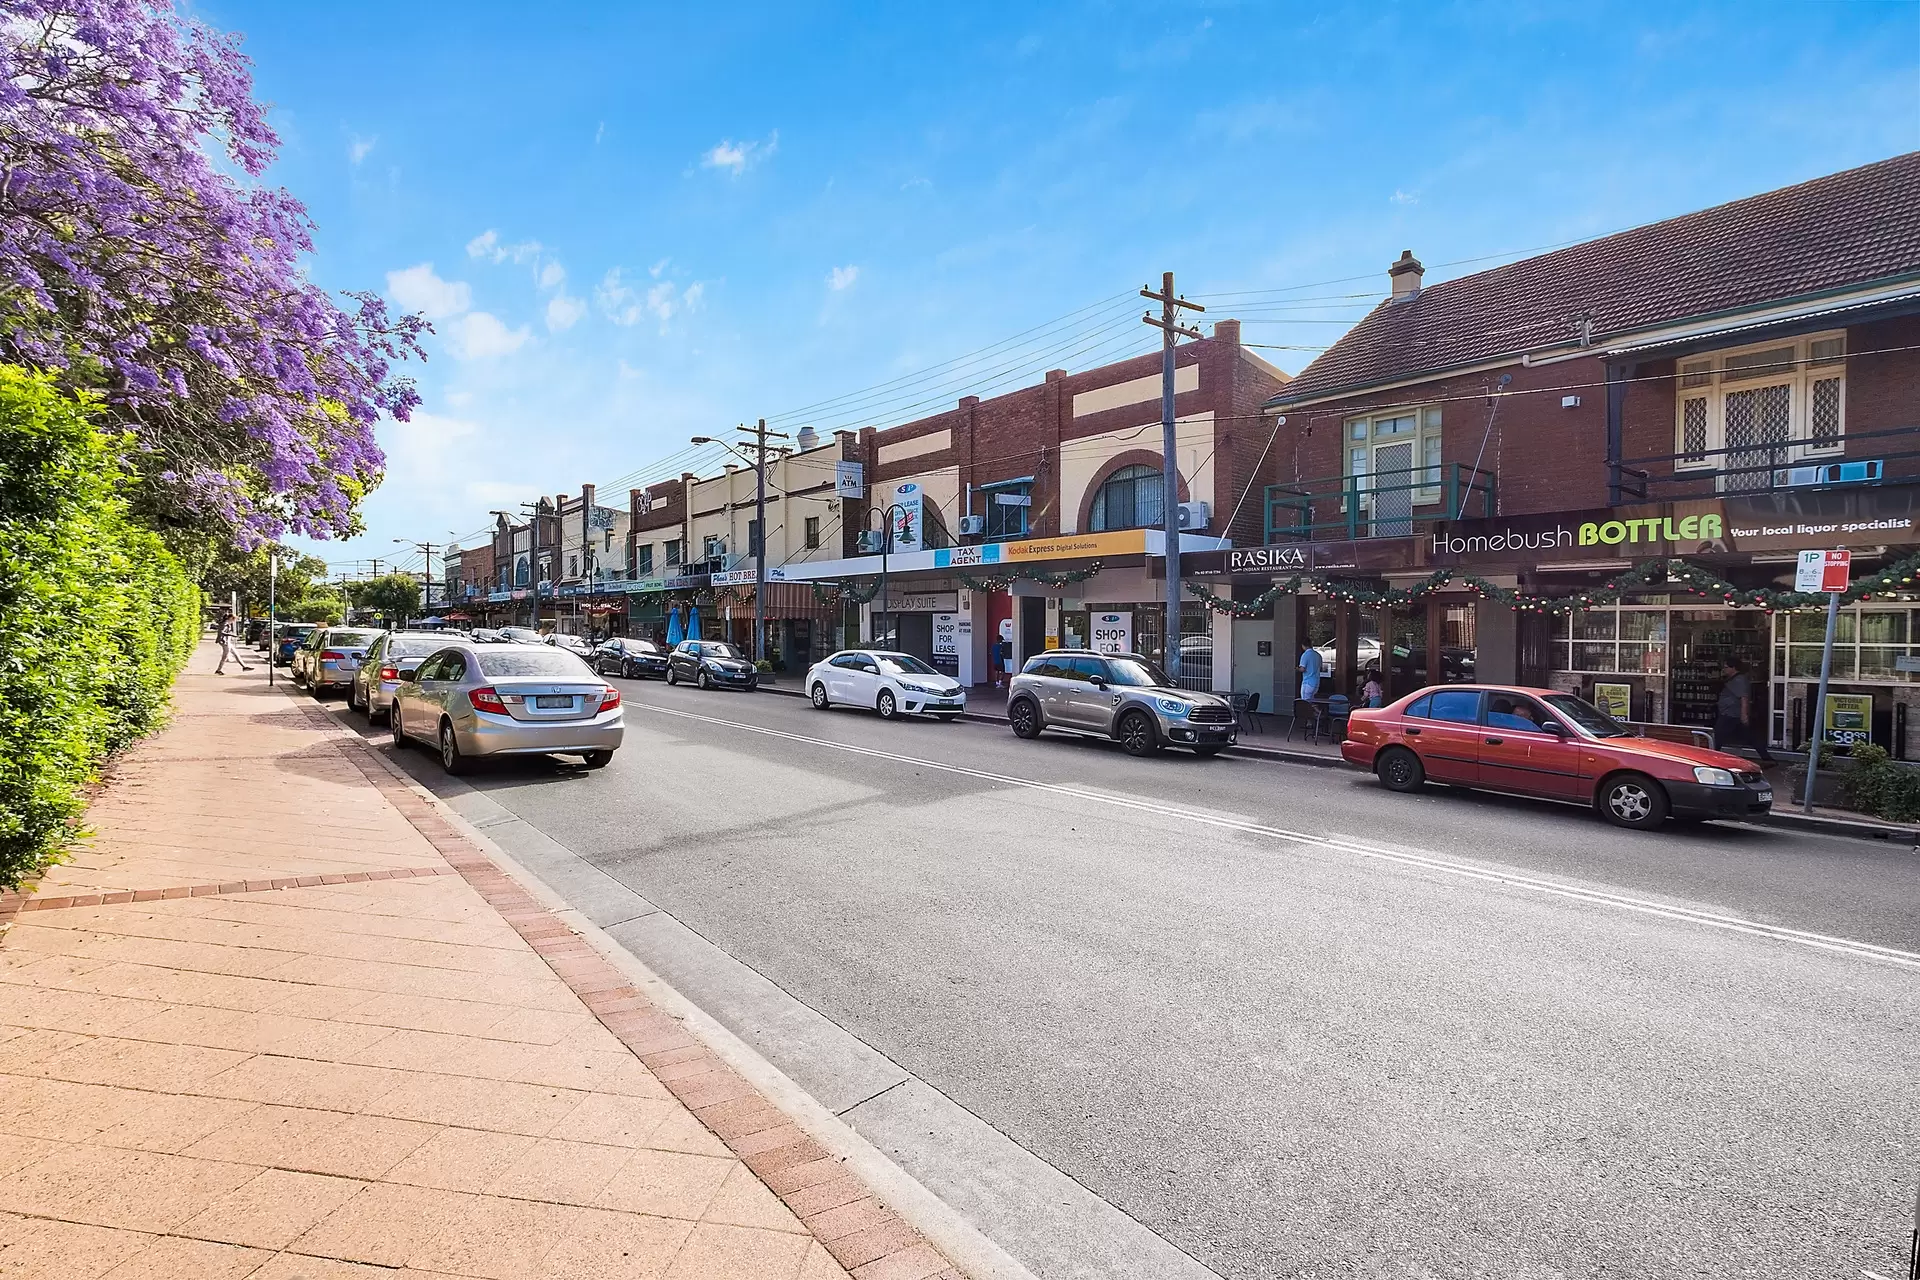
[1795,548,1851,593]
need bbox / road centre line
[635,702,1920,973]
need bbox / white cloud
[349,134,377,165]
[385,263,471,320]
[545,294,586,332]
[538,260,566,289]
[381,411,478,488]
[826,265,859,291]
[700,130,778,175]
[598,268,702,331]
[1391,189,1419,206]
[594,121,606,146]
[466,229,542,264]
[452,311,531,361]
[649,258,669,279]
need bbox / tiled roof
[1272,152,1920,404]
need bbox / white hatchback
[807,650,966,721]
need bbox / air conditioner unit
[958,515,986,536]
[1773,459,1882,488]
[1177,501,1211,530]
[856,531,886,554]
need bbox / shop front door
[1019,596,1047,669]
[896,613,934,663]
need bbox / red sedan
[1341,684,1774,829]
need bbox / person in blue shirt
[1298,639,1324,701]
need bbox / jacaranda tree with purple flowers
[0,0,427,547]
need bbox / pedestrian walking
[214,612,253,674]
[1715,657,1775,765]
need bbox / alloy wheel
[877,690,897,720]
[811,683,830,710]
[1119,711,1157,756]
[1009,699,1040,738]
[1608,781,1651,821]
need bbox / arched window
[1088,464,1165,532]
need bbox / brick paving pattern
[0,644,962,1280]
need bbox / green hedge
[0,366,199,886]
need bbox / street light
[863,503,912,647]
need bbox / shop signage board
[1591,682,1633,721]
[932,527,1149,570]
[1091,611,1132,655]
[932,613,958,656]
[835,460,865,498]
[1823,693,1874,747]
[710,566,806,587]
[888,482,924,552]
[886,590,958,612]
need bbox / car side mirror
[1092,678,1109,690]
[1541,721,1567,737]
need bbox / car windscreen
[702,643,745,661]
[877,653,937,676]
[326,630,380,647]
[388,638,444,659]
[1105,657,1170,687]
[476,650,595,679]
[627,641,661,654]
[1542,693,1631,738]
[498,628,542,643]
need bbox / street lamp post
[694,423,788,664]
[864,503,910,647]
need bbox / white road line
[635,701,1920,973]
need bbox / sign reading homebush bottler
[1428,485,1920,565]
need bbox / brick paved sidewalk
[0,643,961,1280]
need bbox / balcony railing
[1614,426,1920,501]
[1264,462,1496,543]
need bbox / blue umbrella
[665,605,683,646]
[687,606,702,641]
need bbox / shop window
[1343,405,1443,536]
[1555,607,1668,674]
[1089,465,1164,532]
[804,516,820,550]
[1672,331,1845,485]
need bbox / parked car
[349,631,449,723]
[1340,684,1774,829]
[389,641,623,773]
[291,627,381,695]
[271,623,318,665]
[472,628,505,643]
[547,633,596,656]
[592,637,670,680]
[1007,650,1236,757]
[243,618,268,646]
[806,650,965,720]
[666,640,758,690]
[497,626,545,645]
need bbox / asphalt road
[333,675,1920,1279]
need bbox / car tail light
[599,685,622,711]
[470,686,509,714]
[379,666,399,681]
[321,650,346,661]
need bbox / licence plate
[536,695,572,709]
[1756,789,1773,803]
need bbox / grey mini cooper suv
[1007,650,1237,756]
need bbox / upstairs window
[804,516,821,550]
[666,539,683,567]
[636,544,653,576]
[985,481,1032,540]
[1343,405,1443,535]
[1674,332,1845,488]
[1089,465,1163,532]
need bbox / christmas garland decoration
[1184,551,1920,617]
[810,577,885,606]
[954,560,1106,593]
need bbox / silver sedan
[389,642,623,774]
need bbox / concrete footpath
[0,643,961,1280]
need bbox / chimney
[1211,318,1240,345]
[1389,250,1423,302]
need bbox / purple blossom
[0,0,428,544]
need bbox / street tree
[356,574,421,623]
[0,0,428,549]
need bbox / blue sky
[210,0,1920,582]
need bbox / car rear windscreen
[476,650,594,679]
[328,630,381,647]
[389,638,444,659]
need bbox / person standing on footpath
[214,611,253,674]
[1715,657,1775,765]
[1298,639,1324,702]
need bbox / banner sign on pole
[1795,548,1851,593]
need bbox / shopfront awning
[787,528,1232,580]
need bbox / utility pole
[1142,271,1204,682]
[694,422,790,663]
[267,552,277,688]
[393,539,437,621]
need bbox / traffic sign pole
[1797,549,1851,815]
